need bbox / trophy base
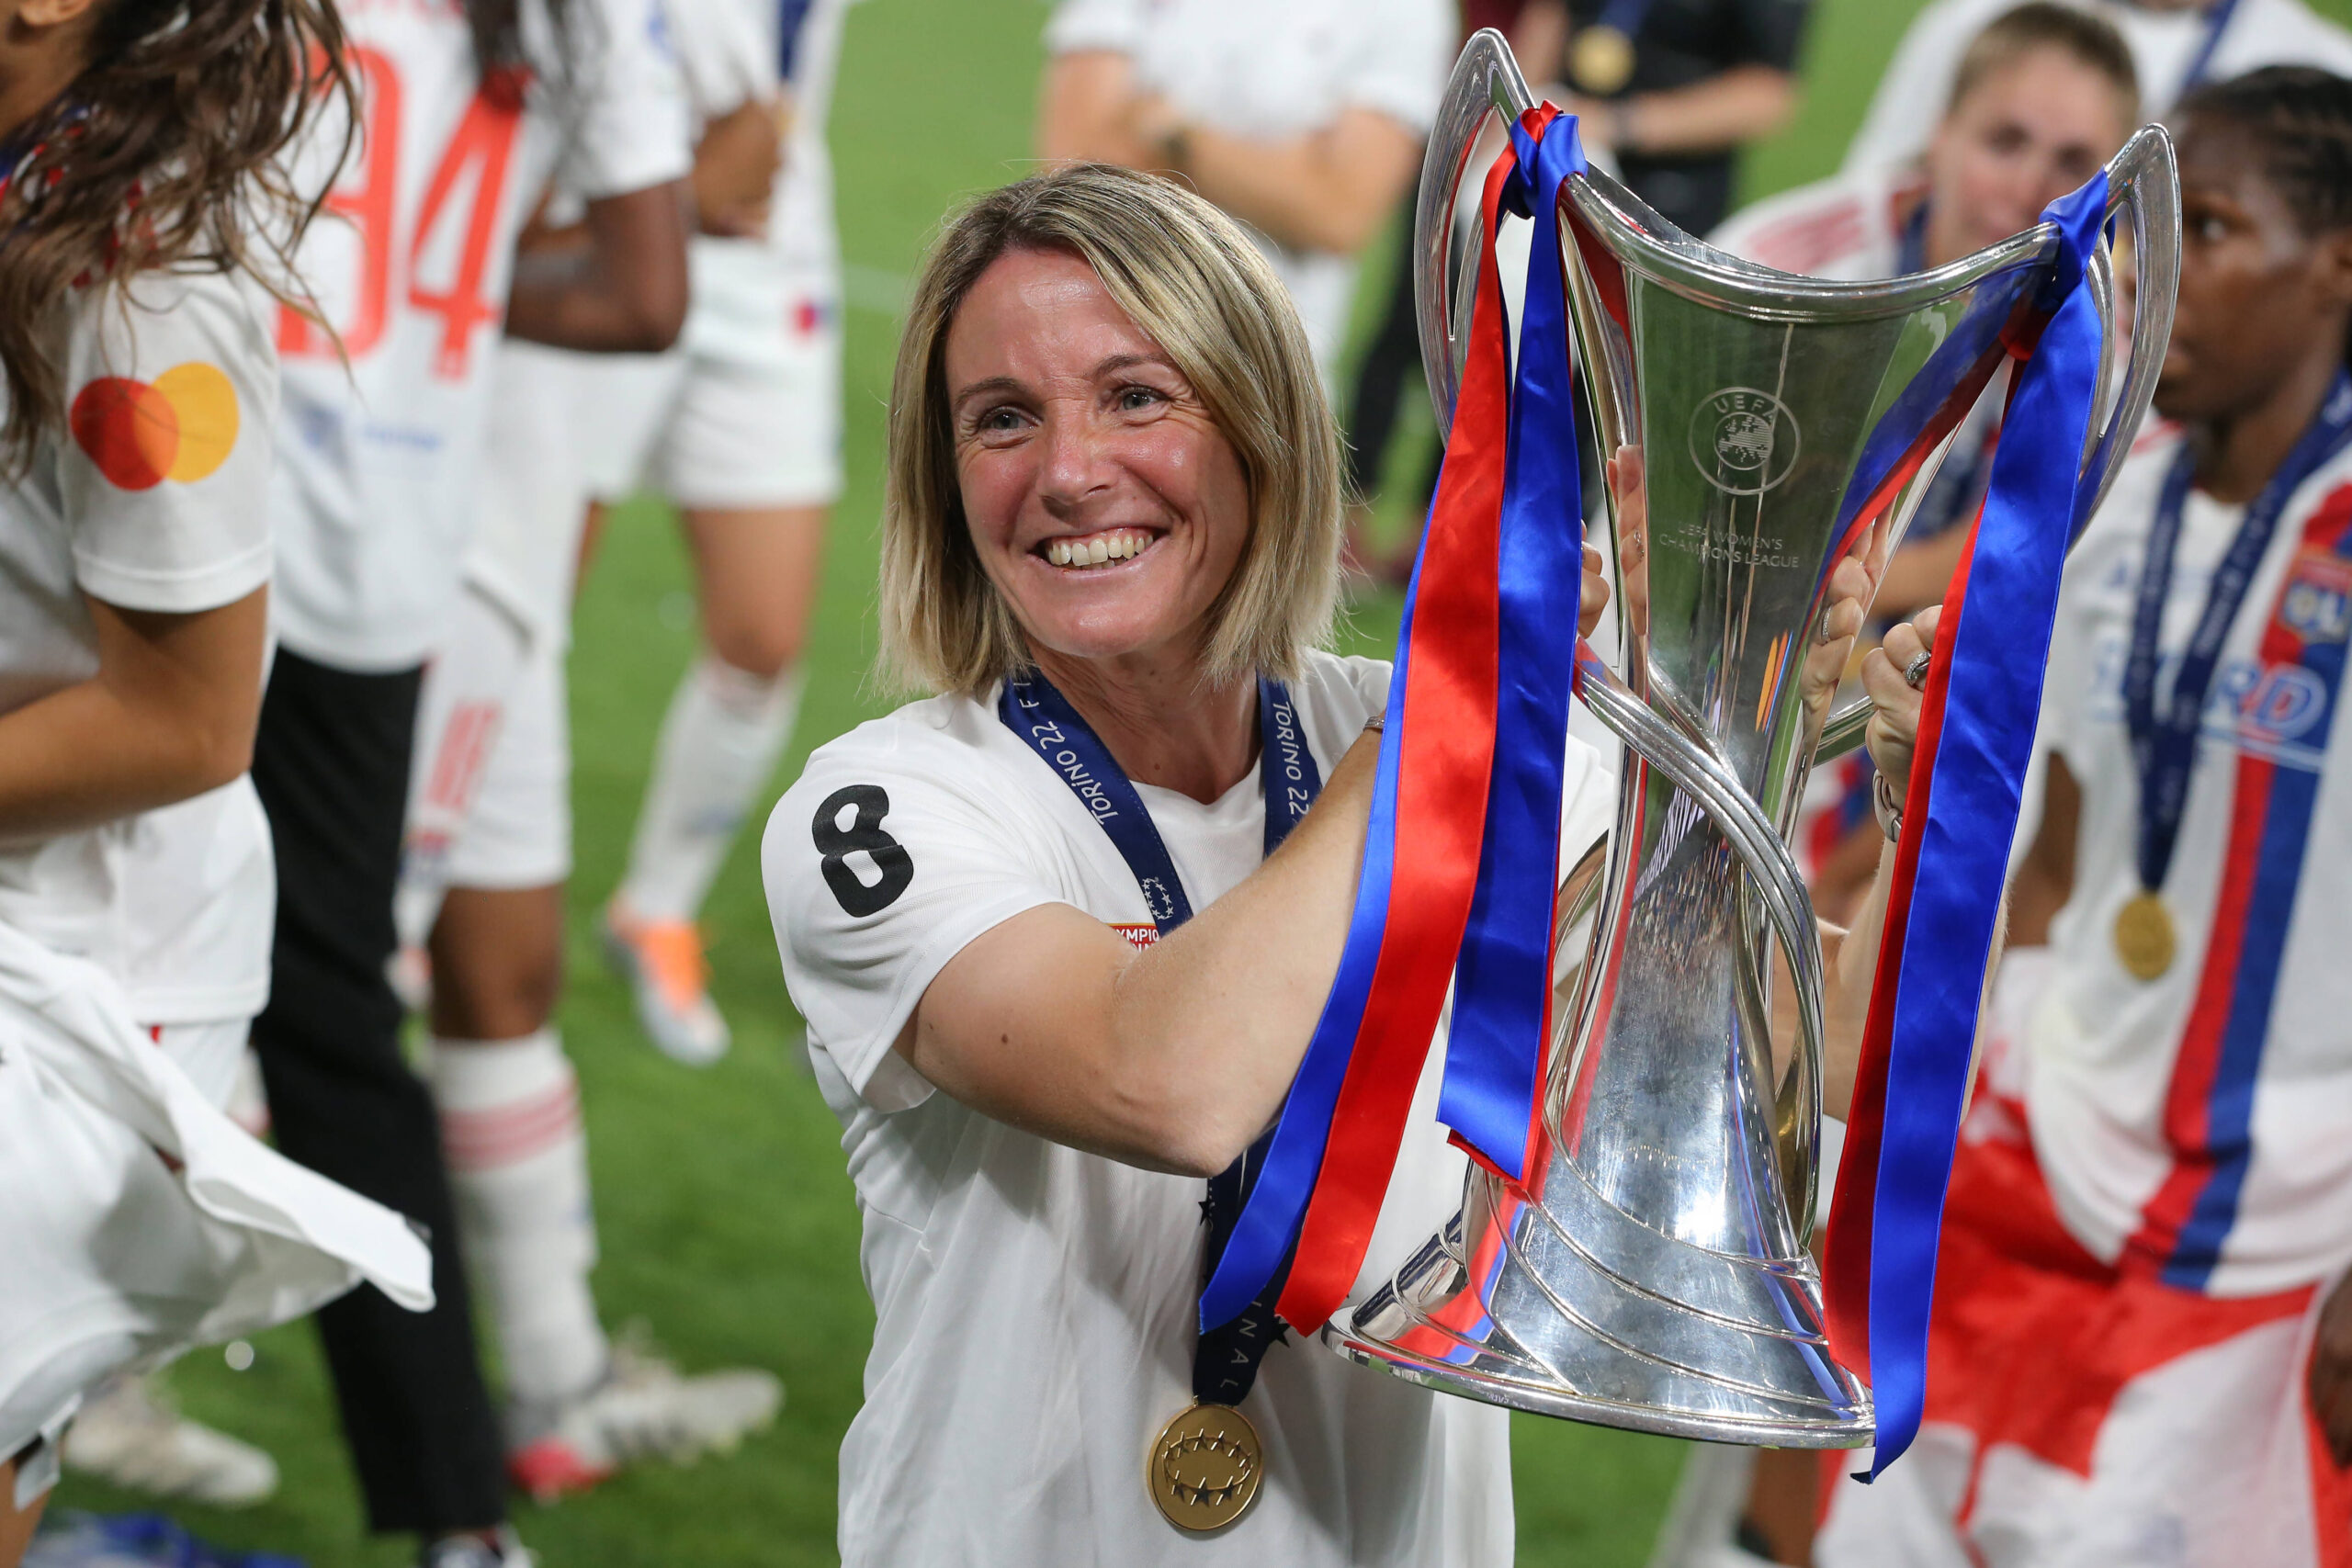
[1323,1172,1875,1450]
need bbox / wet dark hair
[2177,66,2352,364]
[0,0,353,471]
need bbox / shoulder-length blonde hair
[880,163,1343,695]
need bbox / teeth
[1044,529,1150,570]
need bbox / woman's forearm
[1607,65,1797,159]
[900,732,1378,1177]
[504,180,690,354]
[1175,109,1419,256]
[0,592,266,837]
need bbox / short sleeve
[764,739,1064,1112]
[1730,0,1812,73]
[1044,0,1145,56]
[1339,0,1452,135]
[545,0,694,200]
[63,269,276,615]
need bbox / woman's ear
[16,0,104,31]
[2315,225,2352,322]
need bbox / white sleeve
[65,269,275,614]
[763,739,1064,1112]
[1044,0,1144,56]
[547,0,695,200]
[661,0,776,122]
[1340,0,1452,136]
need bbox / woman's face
[1924,50,2131,266]
[944,248,1252,672]
[2156,119,2352,425]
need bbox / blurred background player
[0,0,437,1557]
[390,0,842,1503]
[1716,2,2139,930]
[254,0,691,1560]
[1817,63,2352,1568]
[1849,0,2352,177]
[1035,0,1451,383]
[590,0,862,1066]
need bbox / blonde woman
[764,164,1932,1563]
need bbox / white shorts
[574,273,843,513]
[409,616,571,898]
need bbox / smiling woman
[763,161,1927,1566]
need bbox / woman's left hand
[1861,604,1942,800]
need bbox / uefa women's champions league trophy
[1320,32,2180,1448]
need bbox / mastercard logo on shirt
[68,362,238,491]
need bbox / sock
[616,657,803,924]
[430,1030,608,1409]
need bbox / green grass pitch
[50,1,2351,1561]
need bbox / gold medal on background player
[1148,1401,1263,1530]
[1572,23,1635,96]
[2113,889,2177,980]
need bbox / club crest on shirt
[2279,551,2352,646]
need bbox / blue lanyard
[2125,372,2352,893]
[2177,0,2241,97]
[776,0,816,80]
[998,669,1323,1402]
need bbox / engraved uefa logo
[1688,387,1800,496]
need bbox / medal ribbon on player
[1823,175,2112,1478]
[998,670,1321,1416]
[2123,375,2352,930]
[1202,107,1589,1337]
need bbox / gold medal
[1572,24,1636,96]
[1147,1401,1263,1531]
[2113,890,2177,981]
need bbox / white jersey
[1044,0,1450,374]
[1709,164,1922,282]
[677,0,857,373]
[1845,0,2352,176]
[2030,415,2352,1298]
[270,0,691,672]
[0,267,276,991]
[766,649,1619,1566]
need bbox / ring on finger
[1815,606,1839,645]
[1905,649,1932,691]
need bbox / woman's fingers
[1578,544,1611,640]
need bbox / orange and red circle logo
[69,362,240,491]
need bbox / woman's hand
[1861,605,1941,801]
[2311,1270,2352,1465]
[691,97,786,238]
[1577,543,1610,640]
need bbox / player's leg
[244,651,511,1549]
[429,633,779,1500]
[605,341,837,1066]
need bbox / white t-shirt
[270,0,692,671]
[767,649,1618,1565]
[1044,0,1451,375]
[0,267,277,992]
[1709,164,1921,282]
[2030,417,2352,1297]
[1844,0,2352,176]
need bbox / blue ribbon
[1860,174,2109,1477]
[1441,114,1589,1179]
[1201,110,1591,1330]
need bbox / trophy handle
[1814,125,2180,765]
[1576,645,1827,1245]
[1414,28,1535,431]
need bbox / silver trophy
[1324,31,2179,1447]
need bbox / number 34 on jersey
[280,48,528,383]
